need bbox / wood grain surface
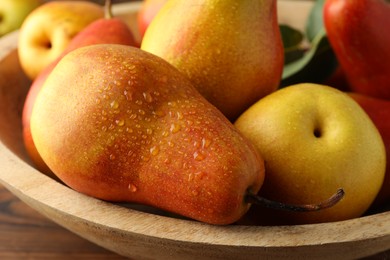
[0,184,126,259]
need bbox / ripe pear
[235,84,385,225]
[22,0,137,176]
[141,0,284,120]
[324,0,390,99]
[348,92,390,208]
[30,44,265,225]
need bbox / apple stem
[105,0,113,19]
[245,188,345,212]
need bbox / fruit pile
[13,0,389,225]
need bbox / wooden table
[0,184,127,259]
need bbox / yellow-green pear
[235,83,386,225]
[30,44,265,225]
[141,0,284,121]
[0,0,43,37]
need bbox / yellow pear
[235,83,386,225]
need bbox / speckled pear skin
[30,44,264,225]
[235,84,386,225]
[141,0,284,121]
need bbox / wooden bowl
[0,2,389,259]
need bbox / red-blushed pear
[137,0,168,39]
[324,0,390,99]
[235,83,385,225]
[30,45,343,225]
[22,73,53,176]
[18,1,104,80]
[141,0,284,121]
[348,92,390,208]
[22,0,138,175]
[30,44,265,225]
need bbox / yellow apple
[18,1,104,80]
[235,83,386,225]
[0,0,43,37]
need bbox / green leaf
[305,0,326,42]
[279,25,305,64]
[284,48,306,65]
[280,28,338,87]
[280,24,304,50]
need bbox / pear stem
[245,188,345,212]
[104,0,113,19]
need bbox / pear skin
[30,44,264,225]
[235,84,385,225]
[349,92,390,209]
[22,6,138,176]
[141,0,284,120]
[324,0,390,99]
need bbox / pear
[141,0,284,121]
[30,44,265,225]
[324,0,390,99]
[235,84,385,225]
[348,92,390,209]
[22,0,137,176]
